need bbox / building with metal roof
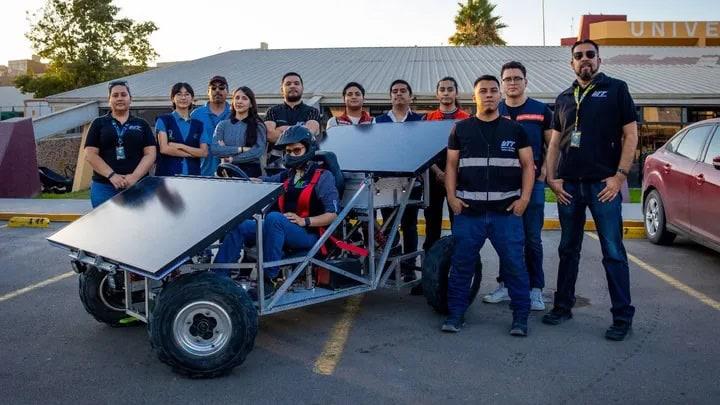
[44,45,720,160]
[46,45,720,108]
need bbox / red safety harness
[278,168,368,257]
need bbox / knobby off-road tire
[78,265,128,326]
[422,236,482,315]
[149,272,258,378]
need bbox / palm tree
[449,0,507,46]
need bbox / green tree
[449,0,507,46]
[15,0,158,97]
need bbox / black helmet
[275,125,316,168]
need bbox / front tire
[644,190,676,245]
[79,265,128,326]
[422,236,482,314]
[149,272,258,378]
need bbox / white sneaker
[482,283,509,303]
[530,288,546,311]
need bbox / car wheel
[644,190,676,245]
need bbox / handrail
[32,101,99,141]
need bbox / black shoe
[441,316,466,333]
[509,317,528,336]
[542,308,573,325]
[605,320,632,341]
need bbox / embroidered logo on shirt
[591,91,608,98]
[501,140,516,152]
[127,125,143,131]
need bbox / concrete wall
[36,134,82,176]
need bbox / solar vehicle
[47,120,481,378]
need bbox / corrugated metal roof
[47,46,720,104]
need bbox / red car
[642,118,720,251]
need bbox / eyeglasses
[210,85,227,91]
[501,76,525,84]
[284,146,305,156]
[573,50,597,60]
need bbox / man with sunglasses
[482,61,552,311]
[191,75,231,176]
[544,39,638,341]
[213,126,339,298]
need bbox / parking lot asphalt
[1,221,719,404]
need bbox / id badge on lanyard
[571,84,595,148]
[113,121,128,160]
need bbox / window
[666,130,685,153]
[675,125,713,160]
[703,127,720,165]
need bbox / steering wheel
[215,163,250,180]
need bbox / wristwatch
[617,168,629,176]
[304,217,311,227]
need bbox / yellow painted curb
[0,212,82,222]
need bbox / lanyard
[573,84,595,130]
[111,120,129,146]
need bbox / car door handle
[696,173,705,185]
[663,163,671,174]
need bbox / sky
[0,0,717,65]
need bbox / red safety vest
[277,168,367,257]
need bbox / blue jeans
[448,212,530,320]
[90,181,120,208]
[213,211,319,278]
[555,180,635,322]
[498,181,545,289]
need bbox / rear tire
[644,190,676,245]
[79,265,128,326]
[149,272,258,378]
[422,236,482,314]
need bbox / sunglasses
[108,80,128,89]
[573,50,597,60]
[284,146,305,155]
[210,85,227,91]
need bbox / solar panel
[48,176,282,279]
[321,120,455,176]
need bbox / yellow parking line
[585,232,720,311]
[313,294,364,375]
[0,272,75,303]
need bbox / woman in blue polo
[155,83,207,176]
[210,86,267,177]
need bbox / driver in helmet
[213,126,340,296]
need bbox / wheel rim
[173,301,232,357]
[98,275,125,311]
[645,197,660,236]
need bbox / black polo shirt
[552,72,636,181]
[84,113,156,184]
[264,101,321,128]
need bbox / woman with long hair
[210,86,267,177]
[155,82,208,176]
